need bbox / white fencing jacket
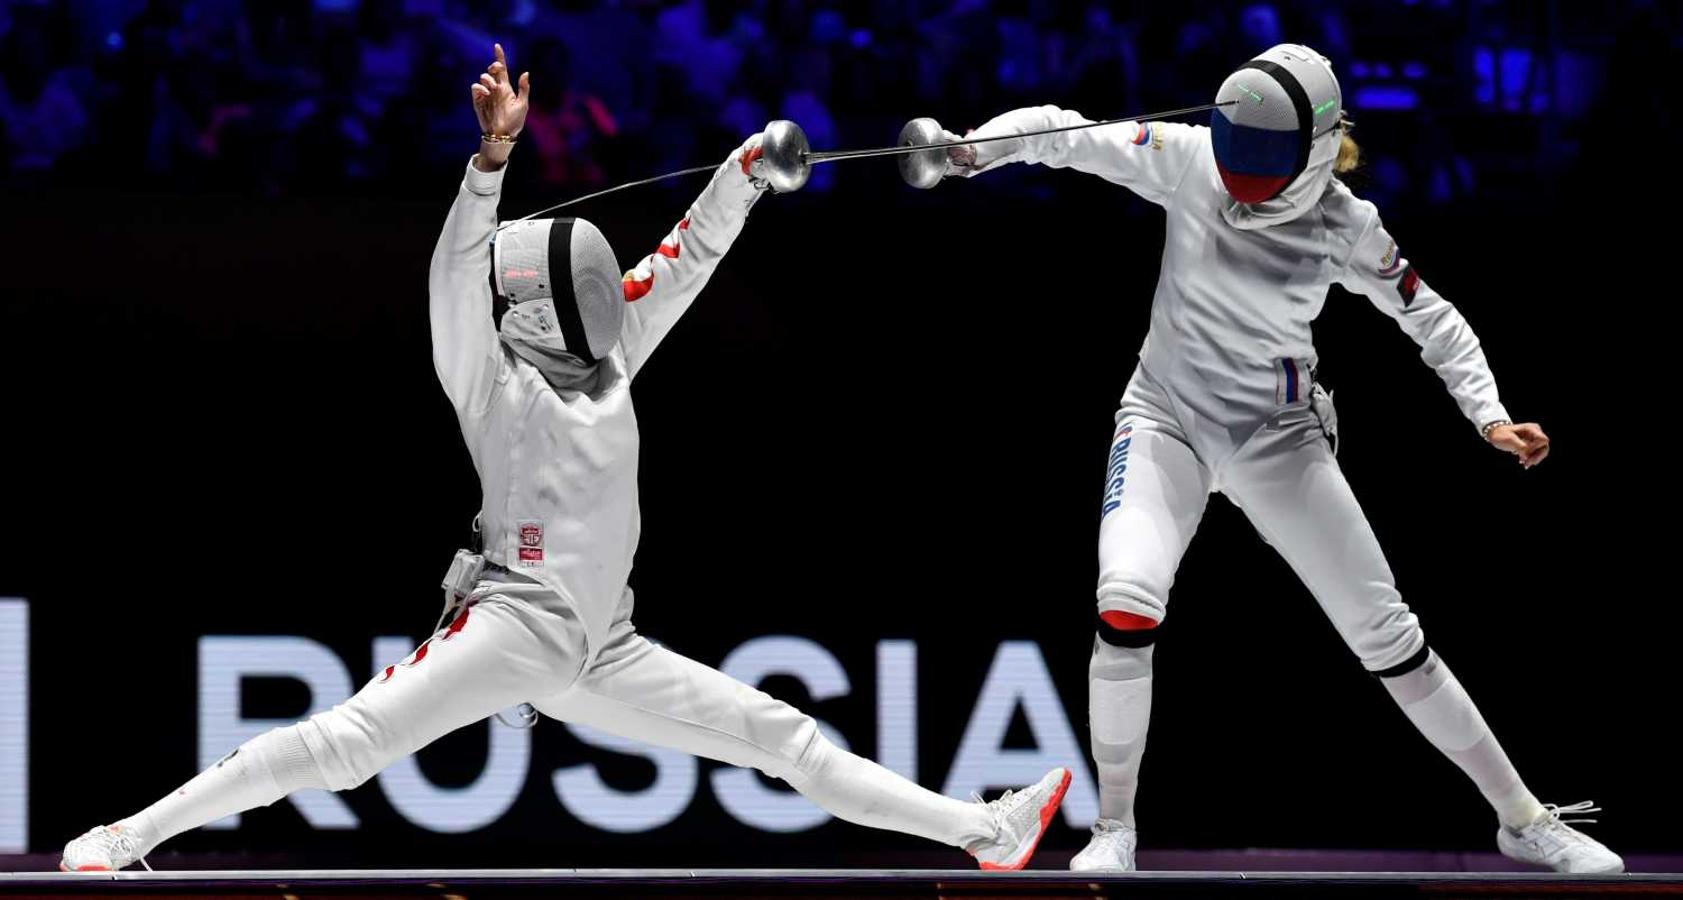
[427,145,762,652]
[964,106,1509,460]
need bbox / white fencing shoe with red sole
[966,767,1073,871]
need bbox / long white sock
[1089,639,1153,827]
[1381,651,1545,830]
[790,734,996,849]
[116,724,329,857]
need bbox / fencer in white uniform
[931,43,1620,874]
[60,46,1072,873]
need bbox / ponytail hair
[1334,116,1360,174]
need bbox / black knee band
[1372,644,1431,678]
[1096,612,1159,648]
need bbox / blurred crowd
[0,0,1645,204]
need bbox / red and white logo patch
[518,521,544,567]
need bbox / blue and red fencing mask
[1210,44,1343,205]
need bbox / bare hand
[469,44,529,170]
[1487,422,1550,469]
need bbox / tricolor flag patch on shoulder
[1378,240,1401,275]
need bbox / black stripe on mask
[1240,58,1313,187]
[547,218,595,365]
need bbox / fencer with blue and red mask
[932,41,1616,876]
[1209,43,1344,209]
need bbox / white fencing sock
[1380,650,1545,829]
[790,733,996,849]
[115,724,329,857]
[1090,637,1154,827]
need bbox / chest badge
[518,522,545,567]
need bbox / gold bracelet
[481,133,517,145]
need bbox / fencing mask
[492,217,624,387]
[1210,43,1343,223]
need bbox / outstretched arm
[943,106,1205,207]
[619,134,770,380]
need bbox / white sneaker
[60,824,150,872]
[1070,818,1137,872]
[966,767,1073,870]
[1497,802,1624,874]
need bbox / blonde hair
[1334,118,1360,174]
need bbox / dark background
[1,0,1677,870]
